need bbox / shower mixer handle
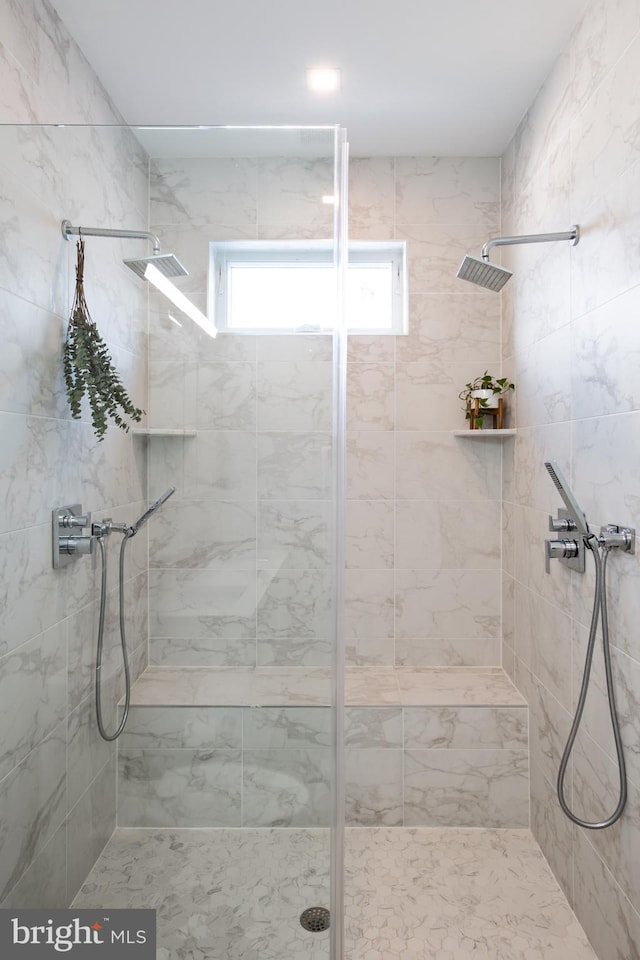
[59,535,95,557]
[549,515,577,533]
[545,538,580,573]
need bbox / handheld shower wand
[93,486,176,741]
[544,461,591,537]
[543,461,627,829]
[129,486,176,536]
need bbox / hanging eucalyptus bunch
[63,239,144,441]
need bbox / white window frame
[209,239,407,335]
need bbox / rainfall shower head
[123,254,188,280]
[456,255,512,291]
[544,461,590,537]
[456,226,580,291]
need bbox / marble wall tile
[344,707,403,747]
[345,749,403,826]
[514,324,572,427]
[258,361,332,431]
[257,500,331,570]
[396,500,500,570]
[149,636,256,667]
[346,431,394,500]
[0,822,67,909]
[0,288,68,419]
[257,568,332,640]
[573,733,640,913]
[515,584,573,712]
[398,293,500,364]
[0,723,66,901]
[257,158,333,229]
[151,158,258,227]
[257,432,332,500]
[118,749,242,828]
[148,361,196,430]
[119,706,242,750]
[396,360,488,432]
[244,707,332,748]
[344,569,394,642]
[570,0,640,110]
[403,706,528,750]
[257,637,332,668]
[66,758,116,904]
[514,659,573,789]
[242,748,332,827]
[196,362,257,431]
[396,431,501,501]
[571,285,640,419]
[348,157,395,231]
[149,500,256,571]
[571,160,640,320]
[404,748,529,827]
[0,523,67,657]
[66,688,116,812]
[345,636,395,667]
[346,500,394,569]
[570,31,640,215]
[149,569,257,640]
[346,362,395,431]
[348,336,396,369]
[395,569,500,640]
[150,303,257,363]
[182,432,257,501]
[256,333,333,363]
[573,830,640,960]
[395,157,500,227]
[395,636,501,667]
[573,413,640,528]
[0,622,66,781]
[530,760,574,898]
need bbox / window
[209,240,406,334]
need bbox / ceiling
[50,0,588,156]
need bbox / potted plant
[459,371,515,429]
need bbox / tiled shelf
[453,429,516,438]
[132,428,197,437]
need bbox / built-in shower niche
[117,666,529,828]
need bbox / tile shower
[1,1,640,959]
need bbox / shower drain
[299,907,330,932]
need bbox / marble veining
[72,827,596,959]
[128,665,525,708]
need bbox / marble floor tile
[72,827,596,960]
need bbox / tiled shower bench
[118,667,529,829]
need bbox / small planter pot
[470,389,500,409]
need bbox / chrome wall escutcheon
[52,504,93,568]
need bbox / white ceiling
[50,0,588,156]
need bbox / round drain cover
[300,907,330,932]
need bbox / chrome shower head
[123,254,188,280]
[544,461,590,537]
[456,255,512,291]
[457,226,579,292]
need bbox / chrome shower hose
[557,537,627,828]
[95,530,132,742]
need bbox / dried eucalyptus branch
[63,239,144,441]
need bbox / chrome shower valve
[545,537,580,573]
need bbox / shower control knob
[59,512,90,529]
[59,535,95,557]
[545,538,579,573]
[549,515,577,533]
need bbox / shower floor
[72,827,596,959]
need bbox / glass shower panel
[140,126,344,958]
[0,123,345,960]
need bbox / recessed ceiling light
[306,68,341,93]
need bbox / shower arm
[61,219,161,255]
[481,226,580,262]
